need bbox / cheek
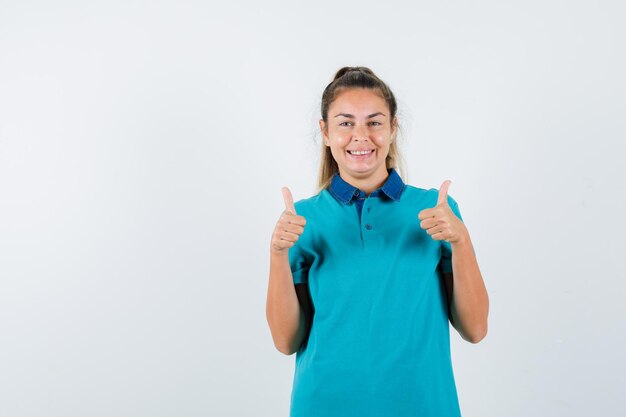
[329,134,350,148]
[330,143,348,157]
[373,135,391,147]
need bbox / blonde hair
[316,66,406,192]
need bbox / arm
[266,188,310,355]
[419,183,489,344]
[266,251,308,355]
[442,231,489,343]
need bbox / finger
[280,223,305,235]
[272,238,295,251]
[278,230,301,243]
[282,212,306,226]
[418,208,435,220]
[437,180,451,206]
[420,218,439,229]
[282,187,297,214]
[427,225,447,237]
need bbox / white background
[1,1,624,416]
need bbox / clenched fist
[270,187,307,254]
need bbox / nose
[352,124,369,141]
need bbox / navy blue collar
[328,168,405,204]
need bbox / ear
[319,119,329,145]
[390,116,398,142]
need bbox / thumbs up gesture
[417,180,467,244]
[270,187,307,254]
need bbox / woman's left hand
[418,180,468,244]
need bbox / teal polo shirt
[288,168,464,417]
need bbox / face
[320,88,397,184]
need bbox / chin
[343,164,384,176]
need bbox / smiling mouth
[347,149,375,155]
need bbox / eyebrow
[333,112,386,118]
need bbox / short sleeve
[438,195,464,274]
[289,243,309,284]
[288,238,310,284]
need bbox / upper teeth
[350,150,372,155]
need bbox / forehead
[329,88,388,114]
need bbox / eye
[369,121,382,126]
[339,121,352,127]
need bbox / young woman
[266,67,489,417]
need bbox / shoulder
[399,184,438,206]
[400,184,460,208]
[289,190,333,253]
[293,189,335,216]
[291,189,346,245]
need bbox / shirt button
[367,208,371,212]
[353,190,360,196]
[365,224,373,230]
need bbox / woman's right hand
[270,187,307,254]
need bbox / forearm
[266,250,306,355]
[449,230,489,343]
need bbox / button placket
[354,189,366,245]
[361,199,378,253]
[362,200,375,231]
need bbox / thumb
[281,186,297,214]
[437,180,451,206]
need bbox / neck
[339,167,390,195]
